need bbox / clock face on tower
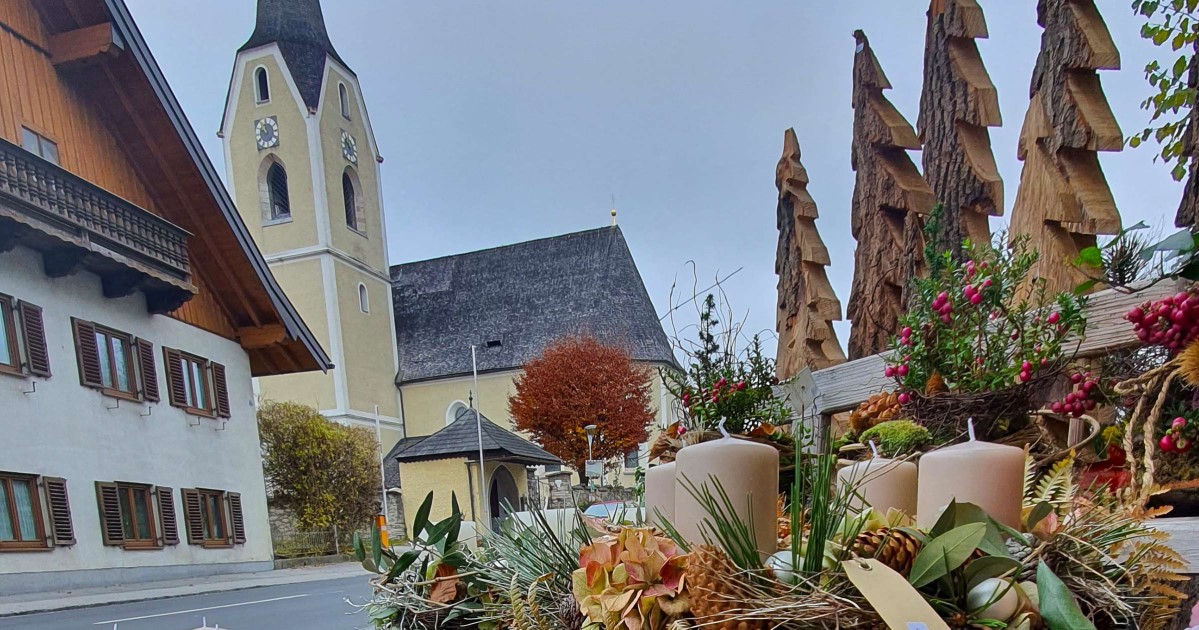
[254,116,279,150]
[341,130,358,164]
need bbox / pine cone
[852,528,922,576]
[1005,537,1036,583]
[850,392,901,433]
[685,545,767,630]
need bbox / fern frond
[1030,455,1076,510]
[1022,451,1036,504]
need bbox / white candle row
[837,423,1024,529]
[645,421,1025,554]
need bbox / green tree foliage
[1131,0,1199,180]
[258,400,381,531]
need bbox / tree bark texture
[775,128,847,379]
[918,0,1002,263]
[1010,0,1122,296]
[847,31,936,360]
[1177,40,1199,230]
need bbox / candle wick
[868,439,880,459]
[967,418,976,442]
[718,418,730,440]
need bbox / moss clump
[859,420,932,457]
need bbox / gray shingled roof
[238,0,350,110]
[391,408,561,467]
[391,226,677,383]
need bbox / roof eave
[107,0,333,374]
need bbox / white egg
[966,577,1020,621]
[765,550,799,585]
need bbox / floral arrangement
[571,528,689,629]
[868,236,1087,443]
[664,294,790,436]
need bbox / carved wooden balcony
[0,137,195,313]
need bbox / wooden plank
[1151,517,1199,572]
[812,280,1185,414]
[50,23,122,69]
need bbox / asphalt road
[0,576,373,630]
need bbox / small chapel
[220,0,677,536]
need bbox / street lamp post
[584,424,598,489]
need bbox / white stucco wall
[0,247,273,592]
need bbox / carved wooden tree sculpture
[919,0,1002,260]
[1177,42,1198,230]
[775,128,846,378]
[1010,0,1122,294]
[847,31,936,359]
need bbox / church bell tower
[219,0,403,446]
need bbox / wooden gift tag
[843,558,951,630]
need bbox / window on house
[267,162,290,220]
[0,295,19,374]
[73,319,156,402]
[116,484,156,548]
[94,327,134,396]
[181,488,244,547]
[624,450,639,469]
[0,474,45,550]
[96,482,176,548]
[339,82,350,119]
[182,354,208,411]
[163,349,230,418]
[200,490,226,542]
[342,171,358,230]
[358,283,369,313]
[255,67,270,103]
[20,127,59,165]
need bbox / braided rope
[1141,370,1179,499]
[1112,357,1181,505]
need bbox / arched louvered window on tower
[267,163,290,220]
[339,83,351,119]
[255,67,270,103]
[343,170,362,231]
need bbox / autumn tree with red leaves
[509,335,655,473]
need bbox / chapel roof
[238,0,351,111]
[389,407,562,467]
[389,226,678,384]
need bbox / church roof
[238,0,350,111]
[390,407,562,467]
[390,226,678,384]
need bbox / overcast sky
[126,0,1184,360]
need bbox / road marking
[93,594,309,625]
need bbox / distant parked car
[583,500,638,522]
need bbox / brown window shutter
[135,339,159,402]
[94,482,124,546]
[156,486,179,545]
[181,488,203,544]
[18,301,50,377]
[227,492,246,544]
[73,319,103,388]
[212,362,231,418]
[163,348,186,408]
[42,477,74,546]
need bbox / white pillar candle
[917,421,1024,529]
[674,422,779,554]
[645,462,676,526]
[836,442,917,516]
